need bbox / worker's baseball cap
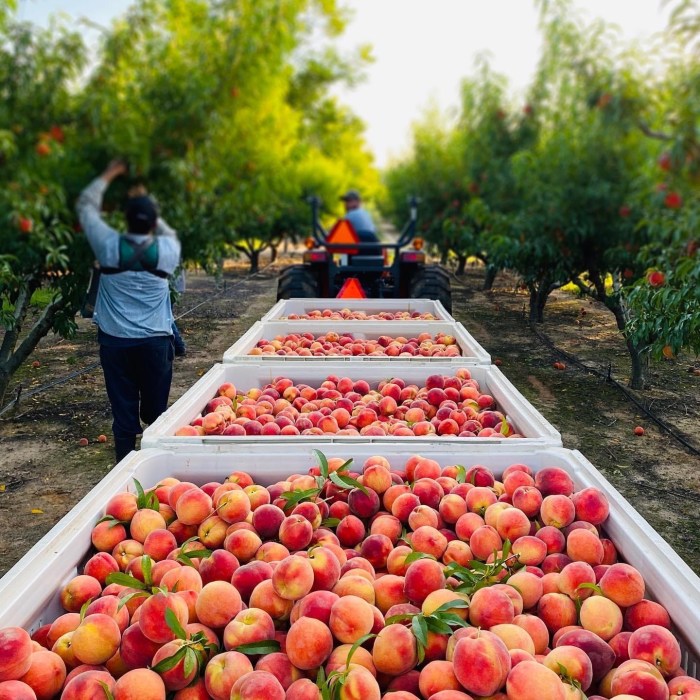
[340,189,361,202]
[124,196,158,233]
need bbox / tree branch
[0,284,31,365]
[637,120,673,142]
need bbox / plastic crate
[223,321,491,365]
[141,362,562,449]
[261,298,455,322]
[0,445,697,671]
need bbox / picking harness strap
[101,236,169,279]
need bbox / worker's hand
[101,159,129,183]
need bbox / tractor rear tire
[276,265,320,300]
[409,265,452,313]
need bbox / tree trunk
[456,254,467,276]
[270,245,278,263]
[528,282,549,323]
[0,368,10,407]
[440,248,449,265]
[249,249,260,274]
[483,265,497,291]
[606,294,650,389]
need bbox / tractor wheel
[276,265,320,300]
[409,265,452,313]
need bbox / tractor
[276,196,452,312]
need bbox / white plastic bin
[261,298,455,322]
[0,446,697,670]
[223,321,491,365]
[141,362,562,449]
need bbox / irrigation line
[447,266,700,457]
[0,262,277,419]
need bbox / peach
[203,651,253,700]
[536,525,566,553]
[326,644,376,676]
[360,534,394,570]
[506,660,566,700]
[537,593,578,634]
[271,555,314,601]
[329,595,375,643]
[0,680,37,699]
[442,540,473,567]
[199,549,240,585]
[91,520,127,552]
[469,587,515,629]
[469,525,502,561]
[566,529,604,565]
[403,558,445,605]
[223,608,275,650]
[114,668,166,700]
[387,545,413,576]
[543,645,593,690]
[628,624,681,677]
[511,535,547,566]
[370,514,403,543]
[454,512,484,541]
[106,491,138,522]
[557,561,596,601]
[230,670,285,700]
[195,581,242,629]
[279,516,313,551]
[579,596,623,641]
[60,575,102,613]
[609,631,632,667]
[490,624,536,654]
[307,546,342,591]
[231,561,273,602]
[249,580,293,621]
[112,540,145,570]
[374,575,409,613]
[421,692,472,700]
[408,505,439,530]
[224,529,262,562]
[286,618,333,670]
[512,486,543,518]
[120,624,162,670]
[411,526,447,558]
[0,627,33,681]
[391,493,422,522]
[453,631,511,696]
[50,632,76,669]
[85,596,129,633]
[336,515,366,548]
[512,613,549,655]
[668,676,700,698]
[255,652,302,690]
[337,665,380,700]
[496,508,531,541]
[571,487,609,525]
[71,614,121,665]
[251,504,285,540]
[61,670,116,699]
[610,659,668,700]
[143,529,178,561]
[217,489,251,524]
[624,600,671,631]
[151,640,198,691]
[333,574,375,604]
[418,660,461,697]
[160,565,203,593]
[139,591,190,644]
[286,678,322,700]
[535,467,574,496]
[599,564,645,607]
[17,650,65,700]
[372,624,418,676]
[540,495,575,529]
[439,494,467,524]
[555,628,616,682]
[506,571,543,610]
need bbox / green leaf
[578,582,603,595]
[425,616,453,635]
[142,554,153,586]
[455,465,466,483]
[321,517,341,528]
[79,598,93,621]
[117,591,149,611]
[346,633,376,667]
[165,607,188,640]
[328,470,368,495]
[233,640,281,655]
[105,572,149,590]
[97,681,115,700]
[313,448,330,480]
[183,647,196,678]
[280,487,321,511]
[404,550,437,565]
[411,614,428,647]
[431,599,470,615]
[385,612,416,625]
[151,644,187,673]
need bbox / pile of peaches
[0,454,694,700]
[175,371,520,439]
[282,310,438,321]
[247,332,462,358]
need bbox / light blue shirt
[77,178,181,339]
[345,207,376,234]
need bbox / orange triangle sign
[337,277,366,299]
[326,219,359,254]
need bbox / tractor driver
[340,189,381,255]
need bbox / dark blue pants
[99,337,174,462]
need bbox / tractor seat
[350,255,385,268]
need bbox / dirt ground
[0,256,698,580]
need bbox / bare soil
[0,256,698,580]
